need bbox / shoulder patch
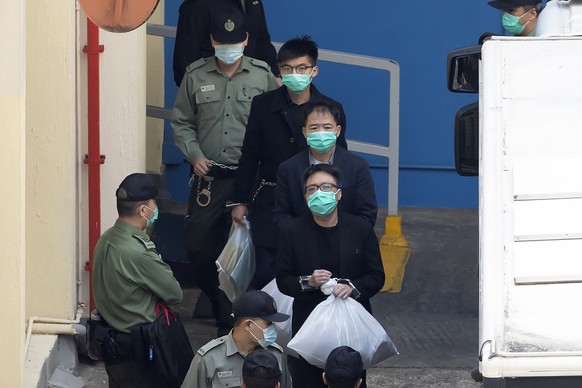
[132,234,156,250]
[197,337,225,356]
[248,58,270,71]
[186,57,209,73]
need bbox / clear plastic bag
[216,219,256,302]
[261,279,294,348]
[287,294,398,369]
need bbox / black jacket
[276,212,385,335]
[273,147,378,228]
[232,85,348,248]
[173,0,278,86]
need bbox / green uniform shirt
[92,219,183,333]
[181,332,291,388]
[172,56,279,166]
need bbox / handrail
[146,23,400,215]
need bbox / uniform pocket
[212,375,242,388]
[196,90,221,104]
[237,86,261,103]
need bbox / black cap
[325,346,364,382]
[210,8,247,44]
[232,291,290,322]
[115,173,167,201]
[243,349,281,379]
[488,0,540,10]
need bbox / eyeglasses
[305,182,338,195]
[279,65,315,75]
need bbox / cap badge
[224,19,235,32]
[272,299,277,311]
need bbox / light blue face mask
[306,131,337,153]
[307,189,339,217]
[214,43,244,65]
[143,206,159,229]
[502,9,532,35]
[281,73,312,93]
[250,321,278,348]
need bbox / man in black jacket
[276,164,384,388]
[273,99,377,228]
[231,36,348,289]
[173,0,278,86]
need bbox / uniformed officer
[488,0,544,36]
[181,291,292,388]
[171,8,279,336]
[242,348,282,388]
[92,173,183,388]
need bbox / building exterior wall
[0,1,26,385]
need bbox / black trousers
[105,358,155,388]
[288,355,367,388]
[186,175,234,335]
[253,246,277,290]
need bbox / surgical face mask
[502,9,532,35]
[143,206,159,229]
[306,131,337,153]
[214,43,244,65]
[249,320,278,348]
[281,73,312,93]
[307,190,339,217]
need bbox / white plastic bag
[216,219,256,302]
[261,279,294,348]
[287,294,398,369]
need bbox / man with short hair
[488,0,544,36]
[276,165,384,387]
[231,35,348,289]
[93,173,183,388]
[323,346,364,388]
[172,8,278,336]
[181,291,292,388]
[242,348,282,388]
[273,99,377,228]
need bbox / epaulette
[186,58,209,73]
[197,337,225,356]
[248,58,270,71]
[268,342,284,353]
[132,234,156,250]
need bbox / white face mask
[214,43,244,65]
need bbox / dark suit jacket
[173,0,278,86]
[232,85,348,248]
[276,212,384,335]
[273,147,377,228]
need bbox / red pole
[83,19,105,312]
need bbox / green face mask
[502,10,531,35]
[281,73,312,93]
[144,206,159,229]
[306,131,337,153]
[307,190,339,216]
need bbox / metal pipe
[82,20,105,312]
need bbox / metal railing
[146,23,401,215]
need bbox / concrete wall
[0,1,26,385]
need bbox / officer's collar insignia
[224,19,235,32]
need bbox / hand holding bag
[287,294,398,370]
[216,219,256,302]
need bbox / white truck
[448,4,582,385]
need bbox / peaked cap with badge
[210,8,248,44]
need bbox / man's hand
[194,157,212,177]
[231,205,248,224]
[333,283,353,299]
[308,269,332,288]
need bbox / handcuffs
[195,175,214,207]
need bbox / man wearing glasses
[231,35,348,290]
[273,99,377,228]
[276,164,385,388]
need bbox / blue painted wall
[162,1,504,208]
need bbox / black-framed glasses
[305,182,338,195]
[279,65,315,75]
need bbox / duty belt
[189,161,238,207]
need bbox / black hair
[302,164,341,187]
[326,377,360,388]
[303,99,341,127]
[277,35,318,65]
[116,199,149,217]
[243,373,280,388]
